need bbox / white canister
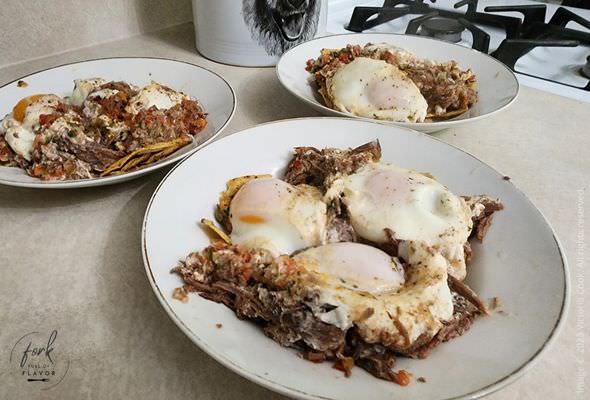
[193,0,328,67]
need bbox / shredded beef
[448,275,489,315]
[53,136,124,171]
[171,242,487,385]
[171,144,504,385]
[463,195,504,241]
[345,331,397,381]
[407,293,480,359]
[172,244,346,355]
[283,140,381,190]
[0,135,17,166]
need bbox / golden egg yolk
[12,94,47,123]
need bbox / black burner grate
[345,0,590,91]
[346,0,522,50]
[490,7,590,91]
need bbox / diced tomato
[39,113,59,127]
[283,259,296,274]
[241,267,253,282]
[338,53,350,63]
[393,369,412,386]
[31,164,45,177]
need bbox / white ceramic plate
[0,57,236,188]
[143,118,568,400]
[276,33,519,133]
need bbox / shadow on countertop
[133,0,196,55]
[0,170,165,210]
[95,176,285,399]
[238,71,323,124]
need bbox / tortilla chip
[144,145,181,165]
[426,107,470,122]
[120,153,152,172]
[101,136,192,176]
[200,218,231,244]
[420,172,437,180]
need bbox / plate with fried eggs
[0,57,235,188]
[142,118,567,400]
[276,33,519,133]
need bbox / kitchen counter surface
[0,23,588,400]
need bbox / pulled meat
[0,135,17,166]
[462,195,504,241]
[172,143,504,385]
[283,140,381,190]
[283,140,381,243]
[408,293,481,359]
[53,136,123,171]
[171,242,487,385]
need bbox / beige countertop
[0,23,588,400]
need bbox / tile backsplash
[0,0,192,68]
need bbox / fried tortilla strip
[426,107,469,121]
[143,144,182,165]
[215,174,273,232]
[101,136,192,176]
[120,153,152,172]
[200,218,231,244]
[420,172,436,180]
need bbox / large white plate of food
[0,57,235,188]
[276,33,519,133]
[142,118,567,400]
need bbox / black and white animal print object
[242,0,321,56]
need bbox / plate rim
[0,56,237,189]
[275,33,520,130]
[141,117,569,400]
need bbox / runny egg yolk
[12,94,47,122]
[327,57,428,123]
[239,215,266,224]
[229,177,327,256]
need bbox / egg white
[126,82,189,115]
[71,78,107,107]
[326,162,473,279]
[294,241,453,349]
[362,43,419,68]
[229,177,327,256]
[326,57,428,123]
[0,94,61,160]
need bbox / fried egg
[71,78,107,107]
[294,241,453,349]
[362,43,419,68]
[326,57,428,123]
[0,94,61,160]
[229,177,327,256]
[126,82,189,115]
[326,162,473,279]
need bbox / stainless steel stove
[326,0,590,102]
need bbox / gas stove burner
[345,1,590,91]
[419,17,465,43]
[582,55,590,79]
[406,11,490,52]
